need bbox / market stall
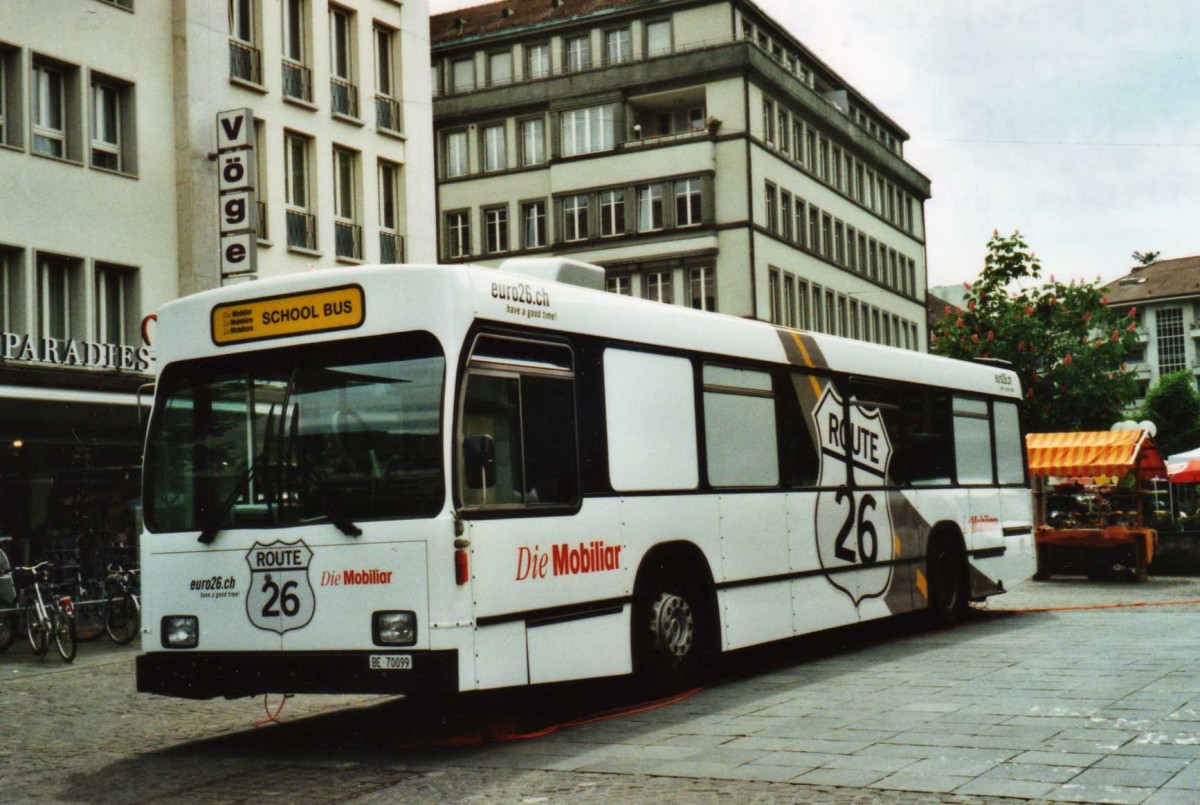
[1026,430,1165,581]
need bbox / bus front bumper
[136,650,460,700]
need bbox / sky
[428,0,1200,289]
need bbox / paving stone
[791,767,888,788]
[954,777,1057,799]
[1048,782,1155,804]
[869,771,974,794]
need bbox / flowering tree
[931,232,1140,433]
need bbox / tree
[1132,250,1160,266]
[931,231,1140,433]
[1139,372,1200,458]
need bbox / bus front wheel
[926,533,968,628]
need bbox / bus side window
[953,396,994,485]
[783,372,828,487]
[459,334,578,509]
[902,389,953,486]
[993,402,1025,484]
[703,365,778,488]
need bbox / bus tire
[633,562,713,691]
[926,530,968,628]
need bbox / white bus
[136,260,1035,699]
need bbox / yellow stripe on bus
[790,332,823,397]
[915,568,928,601]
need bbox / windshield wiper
[197,403,276,545]
[304,479,363,537]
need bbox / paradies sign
[211,284,365,346]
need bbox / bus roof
[156,264,1021,400]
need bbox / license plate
[368,654,412,671]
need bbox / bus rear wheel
[926,534,968,628]
[634,572,711,691]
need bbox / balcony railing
[331,77,359,118]
[256,201,268,241]
[286,209,316,250]
[380,231,404,264]
[335,221,363,260]
[282,59,312,102]
[375,94,403,133]
[229,40,262,84]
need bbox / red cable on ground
[254,693,290,728]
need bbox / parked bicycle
[60,561,106,641]
[104,564,140,645]
[13,561,76,662]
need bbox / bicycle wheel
[105,595,138,645]
[25,602,48,657]
[51,605,76,662]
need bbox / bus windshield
[144,332,445,534]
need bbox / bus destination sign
[211,284,365,346]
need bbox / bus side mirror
[463,435,495,490]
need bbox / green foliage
[1138,371,1200,457]
[931,231,1140,433]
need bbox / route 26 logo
[813,385,894,605]
[245,539,315,634]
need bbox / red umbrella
[1168,459,1200,483]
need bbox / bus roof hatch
[496,257,605,291]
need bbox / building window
[32,59,67,158]
[378,160,403,263]
[482,123,506,172]
[780,193,793,242]
[600,189,625,236]
[1157,308,1187,377]
[563,194,589,241]
[566,35,590,72]
[282,0,312,102]
[764,182,777,234]
[676,178,702,227]
[0,246,18,332]
[645,19,672,57]
[769,268,781,324]
[808,206,819,253]
[38,255,77,341]
[520,117,545,165]
[833,221,844,265]
[329,6,359,117]
[444,130,468,177]
[797,280,810,329]
[811,284,823,332]
[762,98,775,144]
[451,58,474,93]
[374,25,401,132]
[645,270,673,304]
[637,184,663,232]
[821,214,832,259]
[525,42,550,79]
[96,263,134,345]
[560,104,614,156]
[484,206,509,254]
[284,131,316,250]
[488,49,512,87]
[794,198,806,248]
[521,200,546,249]
[783,274,796,327]
[229,0,262,84]
[606,275,631,296]
[333,146,362,259]
[445,210,470,259]
[604,28,632,64]
[90,78,121,171]
[689,266,716,312]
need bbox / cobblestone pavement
[4,577,1200,804]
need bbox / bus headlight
[373,611,416,646]
[162,615,199,649]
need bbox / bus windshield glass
[144,332,445,533]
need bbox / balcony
[375,95,403,133]
[335,221,363,260]
[286,210,316,251]
[380,231,405,264]
[229,40,262,85]
[331,77,359,118]
[282,59,312,103]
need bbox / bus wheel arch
[925,523,968,627]
[631,541,718,689]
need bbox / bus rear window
[143,332,446,533]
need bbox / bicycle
[61,560,106,641]
[0,537,16,652]
[104,564,140,645]
[13,561,77,662]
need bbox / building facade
[0,0,433,568]
[431,0,931,349]
[1104,256,1200,402]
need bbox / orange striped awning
[1026,431,1166,480]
